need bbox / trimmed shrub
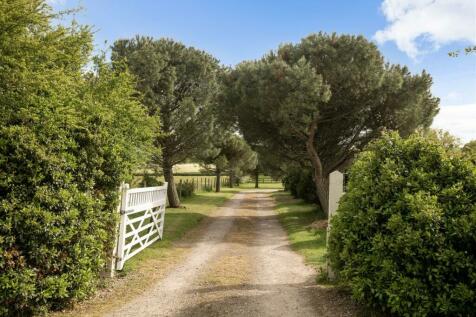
[283,168,317,203]
[329,132,476,316]
[177,181,195,198]
[283,169,298,196]
[0,2,154,315]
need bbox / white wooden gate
[116,183,168,270]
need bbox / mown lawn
[239,182,284,189]
[272,191,327,273]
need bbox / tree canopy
[199,129,257,191]
[112,37,220,207]
[223,33,440,213]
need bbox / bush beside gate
[328,133,476,316]
[0,2,154,315]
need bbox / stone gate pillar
[326,170,344,280]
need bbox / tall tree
[198,129,229,192]
[199,130,257,192]
[112,37,220,207]
[225,136,257,188]
[223,33,439,213]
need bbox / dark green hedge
[0,2,153,315]
[282,168,317,203]
[178,181,195,198]
[329,133,476,316]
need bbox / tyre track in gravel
[107,190,357,317]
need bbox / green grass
[239,182,284,189]
[121,188,241,273]
[272,191,327,272]
[172,163,202,174]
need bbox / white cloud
[446,91,462,103]
[46,0,67,5]
[432,104,476,143]
[375,0,476,58]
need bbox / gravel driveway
[106,190,357,317]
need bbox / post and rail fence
[176,176,231,198]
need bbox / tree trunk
[215,169,221,192]
[314,175,329,214]
[229,172,234,188]
[163,163,180,207]
[305,118,329,215]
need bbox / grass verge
[239,182,284,189]
[272,191,327,273]
[273,191,382,316]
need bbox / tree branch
[305,115,324,178]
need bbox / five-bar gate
[116,183,168,270]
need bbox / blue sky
[51,0,476,142]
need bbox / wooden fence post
[327,171,344,280]
[115,183,129,271]
[106,182,125,278]
[178,179,182,200]
[115,183,168,270]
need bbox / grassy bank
[272,191,327,273]
[273,191,372,315]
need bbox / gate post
[106,182,124,278]
[327,171,344,280]
[115,183,130,271]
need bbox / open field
[239,182,284,189]
[132,173,282,191]
[131,174,230,190]
[173,163,204,174]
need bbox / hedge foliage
[0,1,154,315]
[329,133,476,316]
[177,181,195,198]
[282,168,317,203]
